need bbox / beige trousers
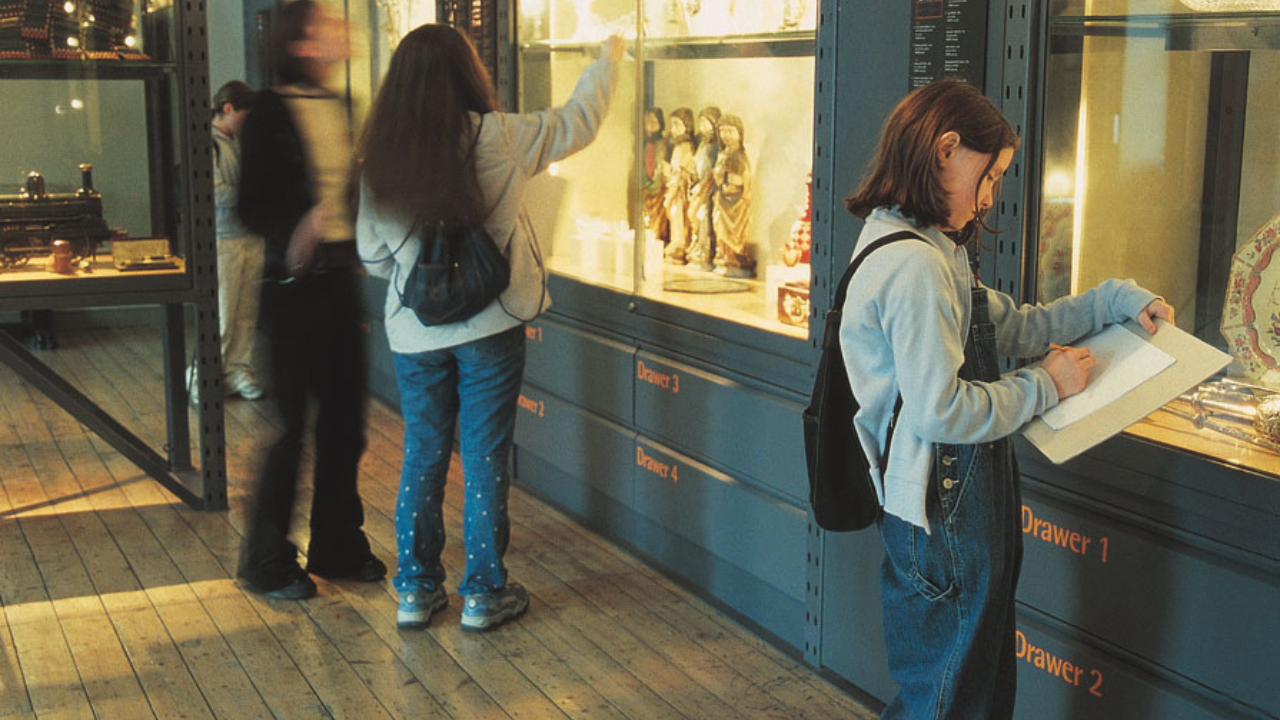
[217,234,265,385]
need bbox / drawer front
[1017,485,1279,715]
[633,350,808,501]
[523,318,635,424]
[513,386,634,506]
[1014,616,1250,720]
[632,435,807,603]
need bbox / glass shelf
[0,58,175,80]
[522,30,815,59]
[1049,12,1280,49]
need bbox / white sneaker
[186,364,199,407]
[229,376,265,401]
[460,582,528,632]
[397,586,447,629]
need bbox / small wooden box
[777,282,810,328]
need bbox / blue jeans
[877,285,1023,720]
[391,326,525,597]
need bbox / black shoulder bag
[803,230,925,532]
[396,115,512,326]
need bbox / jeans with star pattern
[391,326,524,597]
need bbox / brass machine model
[0,164,118,270]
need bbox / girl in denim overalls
[839,80,1174,719]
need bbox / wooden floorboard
[0,325,878,720]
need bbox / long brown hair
[845,79,1018,240]
[357,23,500,225]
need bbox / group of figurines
[642,105,755,278]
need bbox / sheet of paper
[1039,324,1176,430]
[1021,321,1232,465]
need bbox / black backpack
[399,221,511,326]
[803,230,925,532]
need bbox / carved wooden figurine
[711,114,754,278]
[685,105,721,271]
[641,107,669,242]
[662,107,696,264]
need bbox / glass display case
[517,0,817,338]
[0,2,225,510]
[0,0,189,300]
[1037,0,1280,475]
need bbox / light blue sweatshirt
[839,207,1157,531]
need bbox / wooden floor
[0,325,877,720]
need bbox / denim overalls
[877,282,1025,720]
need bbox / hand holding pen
[1043,342,1096,400]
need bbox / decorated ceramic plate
[1222,213,1280,388]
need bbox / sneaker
[186,363,199,407]
[460,582,528,632]
[229,375,265,401]
[397,586,447,629]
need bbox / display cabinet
[1036,1,1280,478]
[0,2,193,298]
[0,1,226,509]
[469,0,825,651]
[517,0,818,338]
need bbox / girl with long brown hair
[839,79,1173,718]
[356,24,623,632]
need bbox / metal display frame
[0,2,226,510]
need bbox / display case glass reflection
[518,1,637,293]
[0,4,186,288]
[517,0,815,338]
[1038,0,1280,475]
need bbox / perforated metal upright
[179,0,229,510]
[982,0,1040,323]
[803,0,840,671]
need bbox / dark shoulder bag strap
[832,229,927,476]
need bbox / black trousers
[237,268,372,589]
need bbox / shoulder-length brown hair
[212,80,255,119]
[357,23,500,225]
[845,79,1018,237]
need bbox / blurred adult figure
[235,0,383,600]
